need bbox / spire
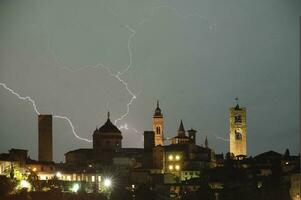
[107,111,110,120]
[205,136,208,148]
[154,100,162,117]
[178,120,186,136]
[234,97,240,110]
[179,120,185,131]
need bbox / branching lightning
[53,24,138,129]
[137,5,216,30]
[0,2,217,144]
[214,134,229,142]
[0,82,92,143]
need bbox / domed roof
[98,112,121,134]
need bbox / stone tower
[229,100,247,157]
[38,115,53,162]
[153,101,164,146]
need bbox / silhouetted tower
[205,136,208,148]
[188,129,197,144]
[38,115,53,162]
[144,131,155,151]
[153,101,164,146]
[229,98,247,157]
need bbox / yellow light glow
[169,165,174,170]
[32,167,37,172]
[71,183,79,192]
[175,165,180,171]
[19,180,31,190]
[168,155,174,161]
[56,172,62,178]
[175,155,180,160]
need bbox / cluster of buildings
[0,101,300,199]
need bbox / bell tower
[153,100,164,146]
[229,98,247,157]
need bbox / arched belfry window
[156,126,161,134]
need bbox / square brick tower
[229,101,247,157]
[38,115,53,162]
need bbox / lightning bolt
[1,2,216,146]
[52,24,138,128]
[0,82,92,143]
[53,2,216,127]
[214,134,229,142]
[140,5,216,30]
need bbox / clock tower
[153,101,164,146]
[229,99,247,157]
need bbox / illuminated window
[175,165,180,171]
[156,127,161,134]
[92,176,95,182]
[168,165,174,170]
[168,155,174,161]
[98,176,101,182]
[175,155,180,160]
[67,176,71,181]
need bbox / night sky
[0,0,300,162]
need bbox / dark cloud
[0,0,299,161]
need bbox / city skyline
[0,0,300,162]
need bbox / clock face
[234,115,242,123]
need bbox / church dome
[99,118,121,134]
[96,112,121,134]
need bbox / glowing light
[104,178,112,188]
[168,165,174,170]
[175,165,180,171]
[175,155,180,160]
[19,180,31,190]
[71,183,80,192]
[32,167,37,172]
[168,155,174,161]
[56,172,62,178]
[0,82,92,143]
